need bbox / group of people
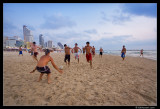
[26,41,143,84]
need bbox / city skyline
[3,3,157,50]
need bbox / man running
[85,42,93,68]
[92,46,95,57]
[64,44,72,67]
[140,49,143,57]
[19,45,23,56]
[121,45,126,61]
[31,42,41,62]
[99,47,103,58]
[72,43,82,63]
[30,49,63,84]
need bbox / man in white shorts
[72,43,82,63]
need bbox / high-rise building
[39,34,44,48]
[23,25,33,43]
[57,42,63,49]
[48,40,53,48]
[45,42,48,48]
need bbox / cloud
[84,29,98,34]
[122,3,157,18]
[40,14,76,30]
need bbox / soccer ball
[59,66,63,70]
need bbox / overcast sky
[3,3,157,50]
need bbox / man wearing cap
[29,49,63,84]
[121,45,126,61]
[72,43,82,63]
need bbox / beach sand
[3,51,157,106]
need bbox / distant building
[15,40,24,47]
[6,39,16,47]
[48,40,53,48]
[23,25,33,43]
[39,34,44,48]
[45,42,48,48]
[57,42,63,49]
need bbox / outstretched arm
[50,57,63,74]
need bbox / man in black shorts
[99,47,103,58]
[64,44,72,67]
[29,49,63,84]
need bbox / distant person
[85,42,93,68]
[140,49,143,57]
[64,44,72,67]
[121,45,126,60]
[19,45,23,56]
[92,46,95,57]
[29,49,63,84]
[72,43,82,63]
[82,46,85,54]
[99,47,103,58]
[31,42,41,62]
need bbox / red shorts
[86,53,92,62]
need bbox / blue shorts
[121,52,125,58]
[19,51,23,54]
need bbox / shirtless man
[64,44,72,67]
[140,49,143,57]
[82,46,85,54]
[99,47,103,58]
[30,49,63,84]
[85,42,93,68]
[31,42,41,62]
[72,43,82,63]
[19,45,23,56]
[121,45,126,60]
[92,46,95,57]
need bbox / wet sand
[3,51,157,106]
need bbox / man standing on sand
[19,45,23,56]
[85,42,93,68]
[99,47,103,58]
[82,46,85,54]
[31,42,41,62]
[30,49,63,84]
[140,49,143,57]
[121,45,126,61]
[72,43,82,63]
[64,44,72,67]
[92,46,95,57]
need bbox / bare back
[37,55,51,67]
[85,46,92,54]
[32,45,38,52]
[19,47,22,51]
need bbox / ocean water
[95,50,157,61]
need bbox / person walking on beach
[121,45,126,61]
[85,42,93,68]
[29,49,63,84]
[72,43,82,63]
[19,45,23,56]
[64,44,72,67]
[31,42,41,62]
[99,47,103,58]
[92,46,95,57]
[140,49,143,57]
